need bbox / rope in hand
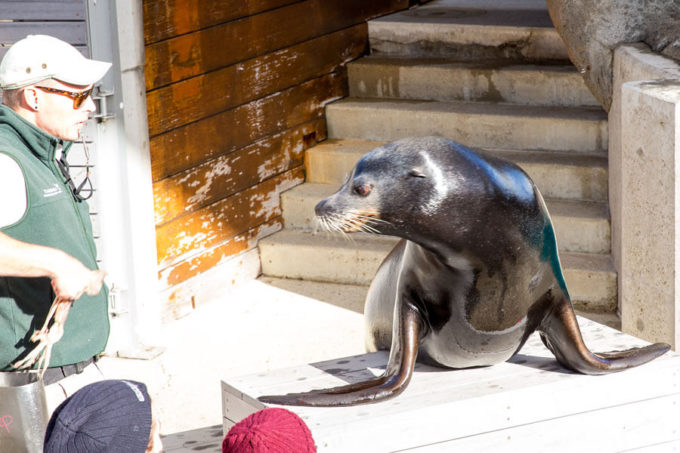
[12,295,75,378]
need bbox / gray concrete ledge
[609,44,680,349]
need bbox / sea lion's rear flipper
[539,296,670,374]
[258,304,422,407]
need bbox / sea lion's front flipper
[258,304,422,407]
[539,295,670,374]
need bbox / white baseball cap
[0,35,111,90]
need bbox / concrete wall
[610,44,680,349]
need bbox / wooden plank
[156,167,304,267]
[0,22,87,46]
[159,222,279,318]
[224,321,667,398]
[162,425,224,453]
[153,121,324,226]
[158,219,281,293]
[0,1,85,20]
[144,0,408,90]
[146,24,366,136]
[149,71,341,181]
[160,248,262,321]
[143,0,302,45]
[406,397,680,451]
[221,318,680,452]
[627,441,680,452]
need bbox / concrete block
[368,5,568,61]
[548,200,611,254]
[259,229,397,286]
[619,79,680,349]
[258,276,367,314]
[561,252,617,312]
[325,99,608,152]
[609,45,680,303]
[348,58,599,107]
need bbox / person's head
[44,380,163,453]
[0,34,110,141]
[222,408,316,453]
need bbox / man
[0,34,111,410]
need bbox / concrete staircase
[258,0,618,325]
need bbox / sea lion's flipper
[258,304,422,407]
[539,296,670,374]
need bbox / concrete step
[258,276,367,314]
[368,0,569,61]
[260,229,398,287]
[348,57,600,107]
[257,276,621,329]
[305,139,608,202]
[281,183,610,254]
[325,98,608,153]
[258,229,617,311]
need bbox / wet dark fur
[259,137,669,407]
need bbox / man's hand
[50,257,106,300]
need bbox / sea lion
[258,136,670,407]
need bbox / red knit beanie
[222,408,317,453]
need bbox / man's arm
[0,153,28,227]
[0,231,105,300]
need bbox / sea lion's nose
[314,198,329,216]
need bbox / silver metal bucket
[0,372,48,453]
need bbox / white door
[85,0,162,357]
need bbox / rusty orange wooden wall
[143,0,409,317]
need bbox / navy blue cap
[44,380,153,453]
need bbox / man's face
[32,79,96,141]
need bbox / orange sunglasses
[35,86,94,109]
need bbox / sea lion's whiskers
[353,217,378,234]
[353,213,389,234]
[316,210,388,236]
[326,214,352,239]
[343,211,371,234]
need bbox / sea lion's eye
[409,169,426,178]
[354,183,372,196]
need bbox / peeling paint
[150,20,367,299]
[157,168,302,267]
[186,161,233,205]
[249,189,278,218]
[157,219,283,289]
[255,138,302,180]
[164,231,210,263]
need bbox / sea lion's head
[315,136,476,239]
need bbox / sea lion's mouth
[316,209,385,234]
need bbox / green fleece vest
[0,105,109,370]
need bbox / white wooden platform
[222,318,680,452]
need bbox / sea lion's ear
[408,168,427,178]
